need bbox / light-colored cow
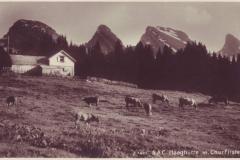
[142,102,152,116]
[75,111,99,128]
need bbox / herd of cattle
[4,93,229,127]
[82,93,229,115]
[78,94,229,126]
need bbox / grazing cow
[140,102,152,116]
[209,96,228,105]
[125,96,141,108]
[179,97,197,110]
[83,96,99,106]
[6,96,17,106]
[152,93,169,104]
[75,111,99,127]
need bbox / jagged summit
[86,25,123,54]
[141,26,191,53]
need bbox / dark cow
[75,111,99,128]
[179,97,197,110]
[83,96,99,106]
[125,96,141,108]
[209,96,228,105]
[6,96,17,106]
[152,93,169,104]
[142,102,152,116]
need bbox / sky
[0,2,240,52]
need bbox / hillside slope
[0,75,239,157]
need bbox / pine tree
[88,42,106,77]
[56,35,68,50]
[0,47,12,73]
[111,40,124,80]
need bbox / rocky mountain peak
[218,34,240,57]
[0,19,60,56]
[140,25,191,54]
[86,24,123,54]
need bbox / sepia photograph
[0,1,240,158]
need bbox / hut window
[59,56,65,63]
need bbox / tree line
[73,41,240,97]
[1,35,240,97]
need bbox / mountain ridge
[1,19,239,58]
